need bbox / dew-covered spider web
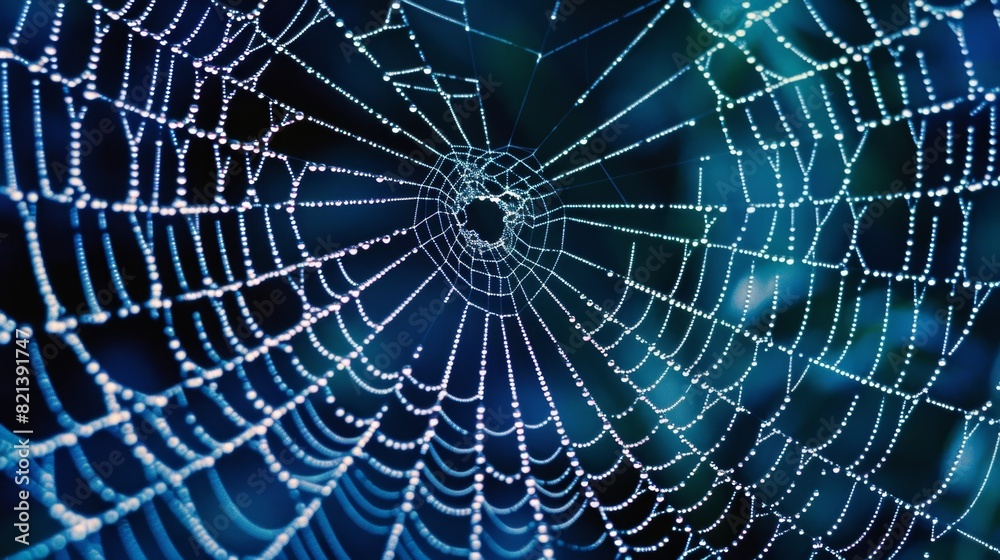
[2,0,1000,558]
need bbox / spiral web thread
[1,0,1000,558]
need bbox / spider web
[1,0,1000,558]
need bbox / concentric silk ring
[414,147,566,316]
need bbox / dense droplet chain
[3,0,1000,558]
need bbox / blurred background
[1,0,999,558]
